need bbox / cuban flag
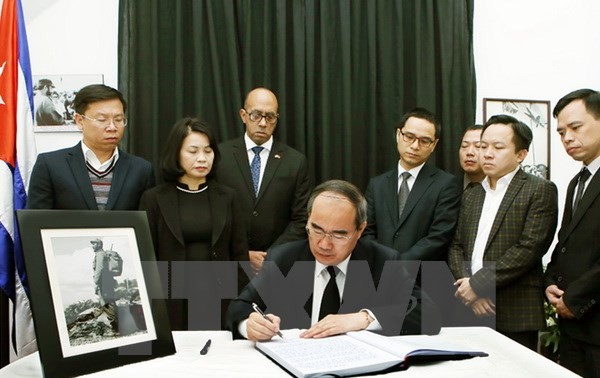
[0,0,38,357]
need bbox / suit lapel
[157,187,185,246]
[209,184,227,247]
[384,169,399,224]
[484,169,526,251]
[465,188,485,256]
[66,144,97,210]
[560,174,578,234]
[566,170,600,236]
[106,150,128,210]
[231,139,255,196]
[256,142,283,202]
[398,165,434,227]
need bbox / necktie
[398,171,411,219]
[250,146,264,196]
[319,266,340,320]
[573,167,591,214]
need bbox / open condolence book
[256,329,488,378]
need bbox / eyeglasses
[79,113,128,128]
[306,225,356,245]
[399,130,435,148]
[244,109,279,124]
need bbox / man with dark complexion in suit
[215,87,312,274]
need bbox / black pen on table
[200,339,211,355]
[252,302,284,338]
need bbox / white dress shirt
[470,166,520,274]
[81,141,119,170]
[397,160,425,192]
[238,254,380,338]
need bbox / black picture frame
[16,210,175,378]
[483,98,551,179]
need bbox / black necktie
[573,167,591,214]
[398,172,411,219]
[319,266,340,320]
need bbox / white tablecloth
[0,327,581,377]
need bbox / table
[0,327,580,377]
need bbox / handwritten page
[256,330,400,378]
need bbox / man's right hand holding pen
[246,311,282,341]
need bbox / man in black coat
[215,87,312,273]
[364,107,461,262]
[545,89,600,377]
[28,84,154,210]
[227,180,440,341]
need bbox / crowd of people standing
[26,84,600,377]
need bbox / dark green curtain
[118,0,475,191]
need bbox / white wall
[474,0,600,260]
[23,0,118,153]
[23,0,600,252]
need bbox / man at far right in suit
[545,89,600,377]
[448,114,558,351]
[459,124,485,190]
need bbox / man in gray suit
[28,84,154,210]
[545,89,600,377]
[215,87,312,273]
[364,107,462,261]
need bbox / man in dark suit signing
[449,114,558,351]
[364,108,462,261]
[215,87,312,273]
[545,89,600,377]
[27,84,154,210]
[226,180,441,341]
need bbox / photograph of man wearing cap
[91,238,118,333]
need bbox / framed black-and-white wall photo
[483,98,551,179]
[17,210,174,378]
[33,74,104,132]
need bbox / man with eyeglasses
[364,107,462,263]
[215,87,312,274]
[28,84,155,210]
[226,180,440,341]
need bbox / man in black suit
[226,180,440,341]
[28,84,154,210]
[545,89,600,377]
[364,108,462,261]
[215,87,312,273]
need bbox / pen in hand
[252,302,284,339]
[200,339,211,355]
